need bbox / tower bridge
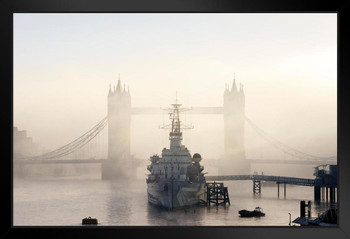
[14,77,337,181]
[101,77,247,179]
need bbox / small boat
[239,207,265,217]
[82,216,98,225]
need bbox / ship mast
[160,93,193,150]
[170,92,182,140]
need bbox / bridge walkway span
[205,175,315,186]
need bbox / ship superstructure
[146,99,206,209]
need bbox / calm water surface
[13,172,333,226]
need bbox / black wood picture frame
[2,0,350,238]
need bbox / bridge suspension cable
[23,116,108,160]
[245,116,336,161]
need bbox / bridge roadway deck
[15,159,316,186]
[205,175,315,186]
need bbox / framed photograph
[3,0,350,238]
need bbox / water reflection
[106,180,134,225]
[146,202,207,226]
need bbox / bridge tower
[101,78,132,180]
[221,76,250,174]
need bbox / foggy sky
[13,13,337,160]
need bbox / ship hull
[147,180,205,209]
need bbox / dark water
[13,172,333,226]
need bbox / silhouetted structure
[13,127,38,159]
[313,164,337,203]
[205,182,230,206]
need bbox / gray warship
[146,100,206,210]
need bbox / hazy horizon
[13,13,337,162]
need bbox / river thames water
[13,165,333,227]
